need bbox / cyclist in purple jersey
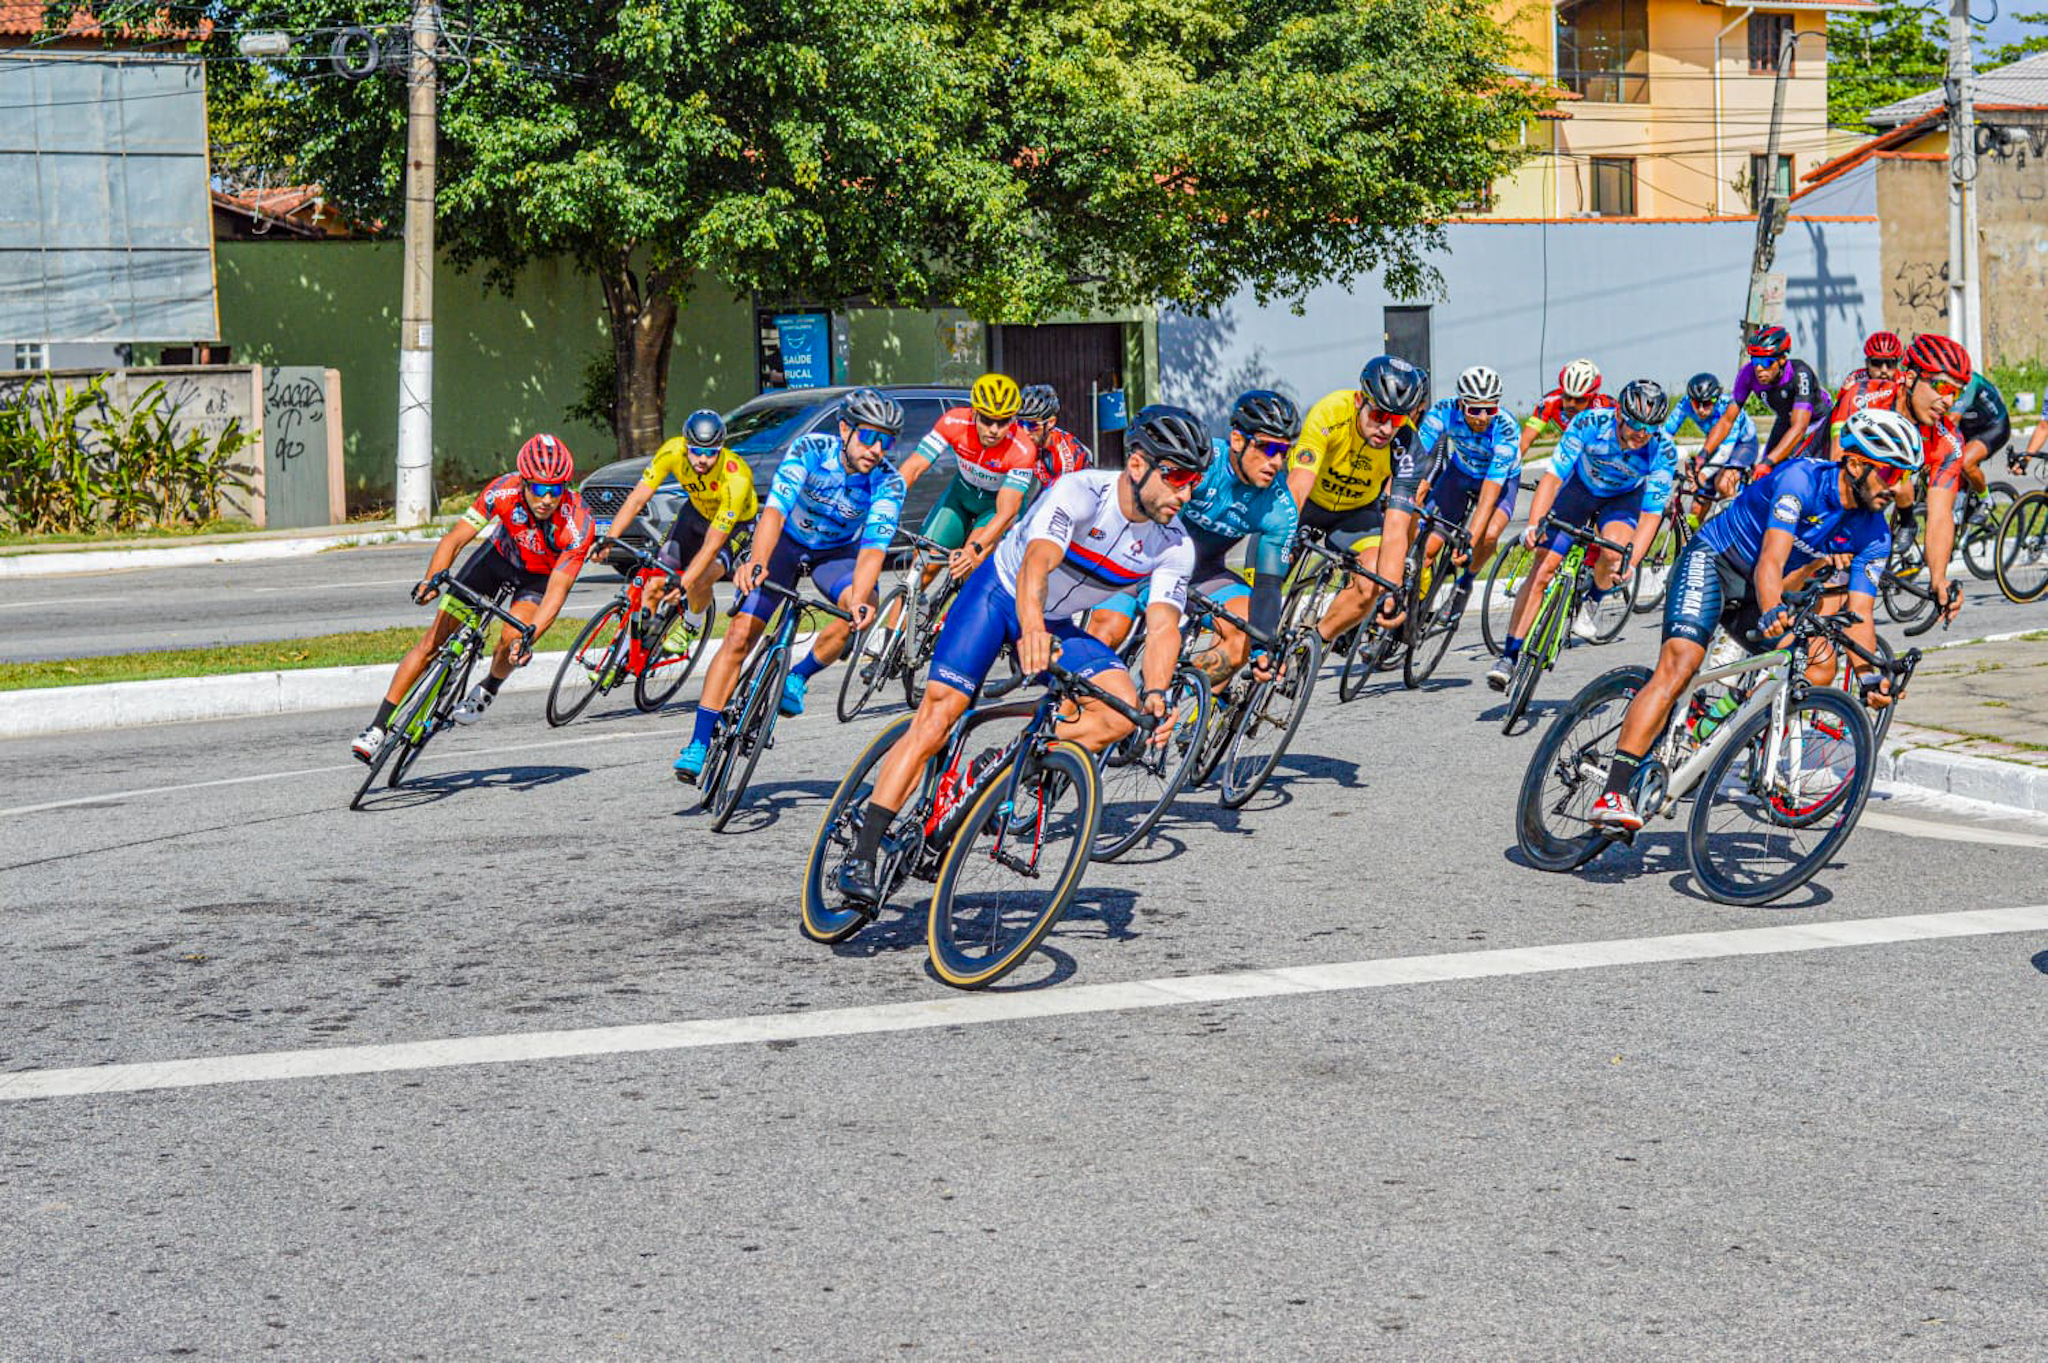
[1705,325,1829,478]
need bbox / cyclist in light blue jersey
[674,388,906,783]
[1088,390,1300,685]
[1413,365,1521,620]
[1669,372,1760,511]
[1489,379,1679,688]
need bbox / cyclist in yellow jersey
[603,409,759,650]
[1285,356,1430,647]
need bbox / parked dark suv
[577,383,971,567]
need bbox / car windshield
[723,396,820,454]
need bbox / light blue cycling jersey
[1662,396,1758,448]
[1552,409,1680,512]
[1413,398,1521,484]
[1697,456,1888,597]
[1192,437,1298,578]
[765,433,905,552]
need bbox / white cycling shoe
[451,684,494,725]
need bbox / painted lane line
[0,595,124,610]
[5,904,2046,1103]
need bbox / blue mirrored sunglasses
[525,480,569,497]
[855,427,897,452]
[1750,355,1781,370]
[686,444,721,460]
[1619,414,1659,434]
[1253,438,1292,459]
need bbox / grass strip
[0,518,258,549]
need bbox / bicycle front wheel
[1502,583,1568,736]
[351,658,446,810]
[1631,515,1687,614]
[1091,667,1210,861]
[1402,546,1462,688]
[1337,620,1391,703]
[1479,541,1533,658]
[547,602,628,726]
[1995,490,2048,604]
[709,651,788,832]
[839,585,907,722]
[1687,686,1875,906]
[802,713,916,943]
[927,741,1100,989]
[1516,666,1648,871]
[1963,481,2020,581]
[1220,631,1323,808]
[389,651,468,788]
[635,596,713,712]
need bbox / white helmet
[1840,407,1922,471]
[1558,358,1601,398]
[1457,366,1503,406]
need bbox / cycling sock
[1603,748,1646,799]
[372,699,396,729]
[480,673,505,696]
[1587,583,1612,602]
[690,706,719,748]
[1503,636,1522,661]
[1456,570,1475,591]
[791,653,825,682]
[854,800,898,864]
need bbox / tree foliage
[1827,1,1953,132]
[1988,11,2048,65]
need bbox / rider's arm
[1522,472,1563,545]
[895,427,949,492]
[966,477,1029,560]
[1764,404,1813,470]
[1246,495,1299,640]
[1141,540,1196,695]
[1753,526,1797,640]
[424,515,480,581]
[528,557,581,646]
[2028,416,2048,457]
[1284,435,1321,510]
[744,507,786,580]
[609,479,659,539]
[1701,404,1735,459]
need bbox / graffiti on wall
[263,367,325,467]
[1891,260,1949,336]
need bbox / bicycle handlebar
[752,575,856,622]
[1185,587,1279,653]
[1539,516,1633,560]
[420,572,536,643]
[1294,532,1401,596]
[898,529,955,560]
[594,534,664,573]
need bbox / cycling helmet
[1456,365,1503,406]
[682,408,725,449]
[1018,383,1060,422]
[1616,378,1670,427]
[841,387,905,435]
[1558,358,1601,397]
[1746,324,1791,359]
[1360,355,1429,416]
[1839,407,1923,471]
[970,373,1022,420]
[1905,332,1972,384]
[516,432,574,484]
[1127,404,1212,470]
[1686,372,1722,410]
[1863,330,1903,362]
[1229,389,1302,441]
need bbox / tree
[1988,11,2048,65]
[1827,1,1953,132]
[176,0,1544,460]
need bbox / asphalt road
[5,601,2048,1355]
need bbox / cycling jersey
[1731,358,1830,461]
[914,407,1037,498]
[1292,389,1422,512]
[1828,376,1899,431]
[992,469,1193,620]
[1955,375,2012,451]
[463,473,596,576]
[1837,382,1967,489]
[1697,457,1889,598]
[1551,410,1679,513]
[1523,388,1615,436]
[765,433,905,552]
[1414,397,1521,484]
[1180,440,1298,634]
[640,437,760,535]
[1029,428,1095,491]
[1663,396,1758,452]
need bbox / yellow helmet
[970,373,1022,420]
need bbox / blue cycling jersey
[1414,398,1521,484]
[1697,457,1888,597]
[1552,409,1679,512]
[1662,396,1757,447]
[765,433,905,552]
[1193,438,1298,579]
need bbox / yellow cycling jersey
[1290,388,1409,513]
[641,437,760,535]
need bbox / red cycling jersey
[917,407,1038,496]
[464,473,597,575]
[1029,427,1095,490]
[1525,388,1616,433]
[1838,383,1965,489]
[1829,376,1900,425]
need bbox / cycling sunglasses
[1854,457,1908,488]
[1749,354,1784,369]
[1866,358,1901,372]
[973,412,1013,429]
[1023,417,1054,432]
[1619,413,1660,434]
[1249,437,1292,459]
[854,427,898,451]
[1913,371,1964,399]
[1149,459,1204,489]
[1460,402,1500,419]
[1359,403,1404,425]
[525,480,569,497]
[686,444,721,460]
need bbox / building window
[1749,13,1796,74]
[12,342,48,371]
[1558,0,1650,104]
[1748,153,1794,210]
[1589,157,1637,216]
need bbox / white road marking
[0,595,122,609]
[247,578,421,594]
[6,904,2046,1102]
[1861,809,2048,848]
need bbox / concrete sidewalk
[0,519,450,579]
[1875,630,2048,814]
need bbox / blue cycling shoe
[780,672,809,717]
[673,740,708,784]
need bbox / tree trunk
[598,252,682,462]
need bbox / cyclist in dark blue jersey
[1586,408,1919,833]
[1414,365,1521,619]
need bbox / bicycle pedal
[1597,825,1637,847]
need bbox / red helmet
[1905,333,1971,384]
[1862,330,1903,361]
[1745,324,1791,359]
[516,433,575,484]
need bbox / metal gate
[991,323,1125,464]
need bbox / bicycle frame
[1639,646,1794,819]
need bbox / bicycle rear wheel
[635,596,713,712]
[1220,631,1322,808]
[802,713,916,943]
[709,650,787,831]
[839,585,907,722]
[1501,583,1568,735]
[1402,546,1461,688]
[1588,568,1637,643]
[1995,490,2048,603]
[1687,687,1875,906]
[1631,515,1687,614]
[547,602,627,726]
[927,741,1099,989]
[1516,665,1649,872]
[1479,541,1533,658]
[1092,667,1209,861]
[1337,620,1392,703]
[1963,481,2019,581]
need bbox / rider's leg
[1602,634,1708,800]
[1045,632,1140,751]
[1503,549,1565,654]
[792,550,864,680]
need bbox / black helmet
[841,387,905,435]
[682,408,726,449]
[1127,404,1212,471]
[1685,372,1722,410]
[1617,378,1670,427]
[1360,355,1428,417]
[1018,383,1060,422]
[1229,389,1302,441]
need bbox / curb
[0,528,443,579]
[1876,739,2048,817]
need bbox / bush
[0,376,253,535]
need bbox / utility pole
[1945,0,1984,358]
[1741,27,1797,347]
[394,0,439,527]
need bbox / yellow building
[1486,0,1872,219]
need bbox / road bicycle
[696,576,852,832]
[1179,587,1323,808]
[1516,589,1919,905]
[1498,519,1635,736]
[1630,465,1736,616]
[1400,505,1473,688]
[838,530,962,721]
[800,661,1152,988]
[545,536,714,725]
[1273,533,1402,704]
[1994,463,2048,604]
[350,573,534,810]
[1880,475,2015,627]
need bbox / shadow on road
[360,763,583,810]
[690,777,840,834]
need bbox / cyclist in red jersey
[1519,358,1615,459]
[351,434,595,759]
[897,373,1038,581]
[1016,383,1095,491]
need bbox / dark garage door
[993,323,1126,465]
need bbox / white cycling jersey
[993,469,1193,620]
